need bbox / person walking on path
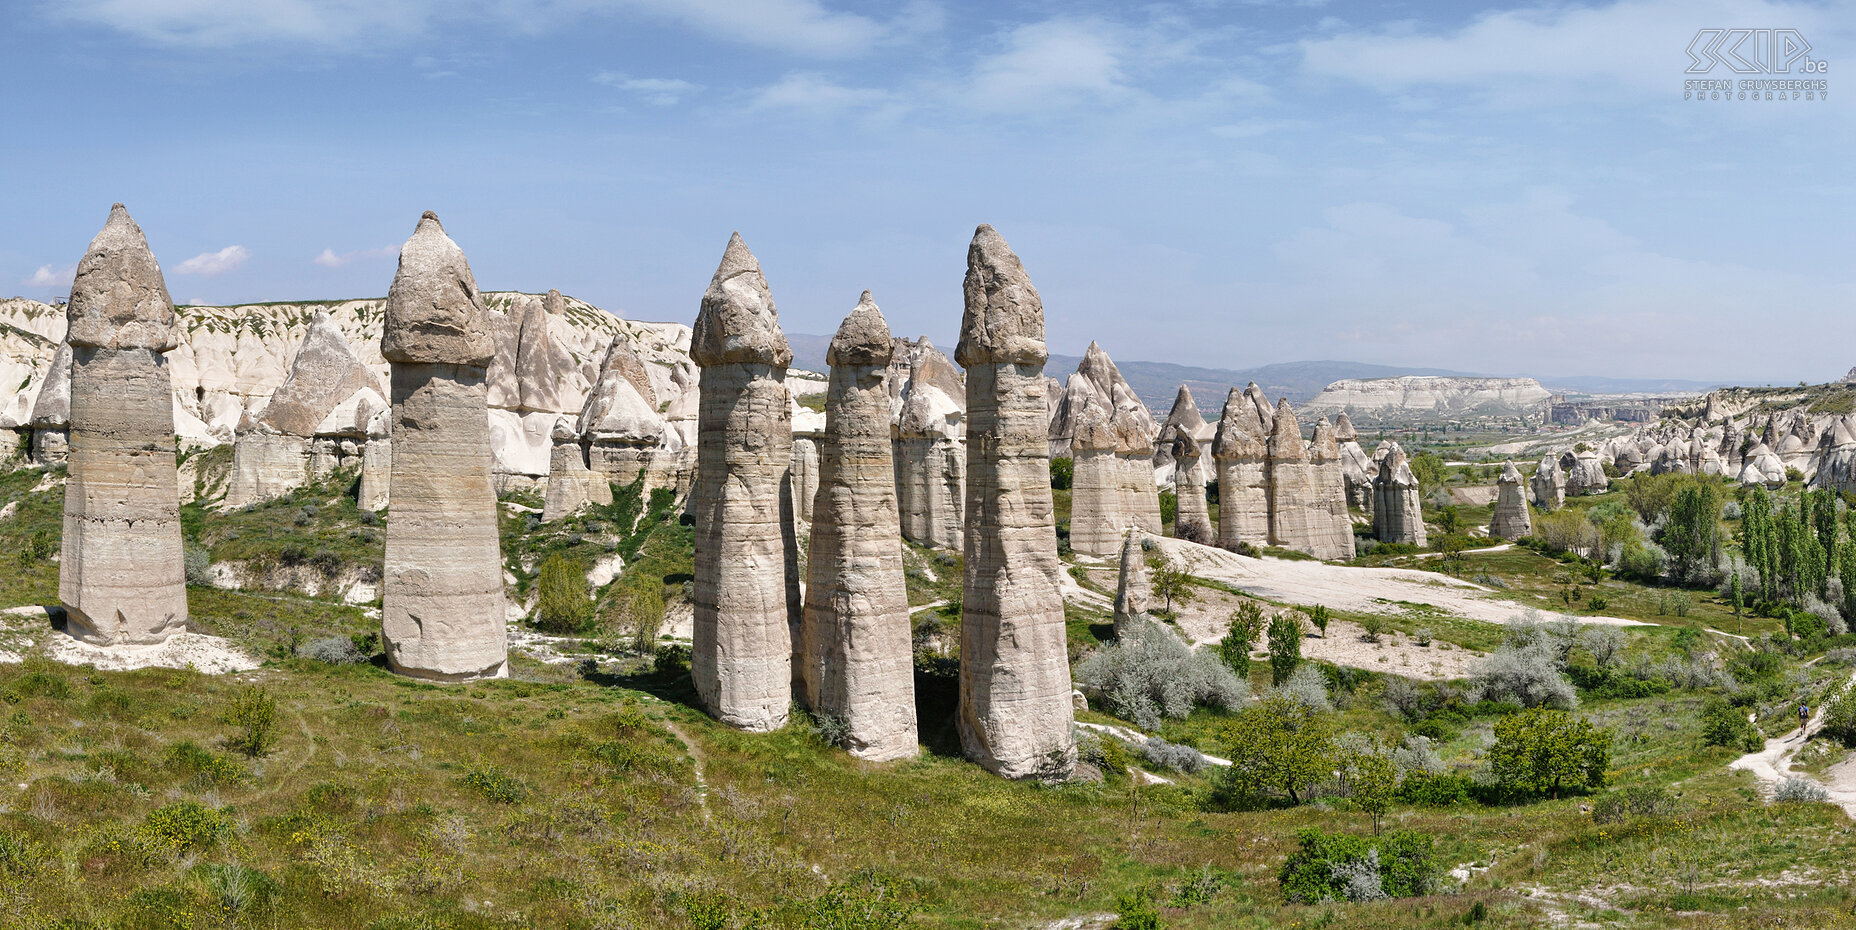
[1800,701,1812,736]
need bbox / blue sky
[1,0,1849,382]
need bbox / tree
[1307,604,1330,638]
[1349,750,1397,834]
[226,686,277,758]
[1488,707,1611,800]
[535,554,595,634]
[1661,482,1722,583]
[1408,452,1446,496]
[1268,612,1303,686]
[1213,695,1336,807]
[1729,571,1745,634]
[1145,549,1199,614]
[1219,601,1265,679]
[1738,486,1780,601]
[1435,505,1462,537]
[1049,456,1074,490]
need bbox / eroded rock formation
[1158,385,1214,544]
[1371,442,1426,546]
[690,233,800,732]
[892,338,966,550]
[1531,453,1564,510]
[58,204,188,645]
[380,212,508,682]
[1213,386,1270,550]
[1112,531,1152,635]
[1057,343,1160,558]
[955,224,1075,779]
[799,292,918,761]
[1489,461,1533,540]
[1333,412,1372,511]
[1308,417,1356,559]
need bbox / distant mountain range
[786,334,1724,416]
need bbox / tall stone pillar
[1213,387,1269,550]
[380,212,508,681]
[956,224,1075,780]
[59,204,188,645]
[800,292,919,761]
[690,233,799,732]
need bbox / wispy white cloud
[750,72,896,116]
[312,245,398,268]
[592,72,702,106]
[22,264,75,289]
[962,19,1133,113]
[1299,0,1844,105]
[173,245,249,276]
[44,0,925,57]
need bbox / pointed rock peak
[828,291,893,368]
[692,232,791,368]
[1268,399,1305,459]
[1161,383,1207,437]
[382,210,493,366]
[1310,417,1339,462]
[66,202,180,351]
[1312,417,1334,441]
[1334,412,1358,443]
[544,288,564,314]
[1500,461,1524,484]
[1212,387,1265,458]
[956,223,1045,368]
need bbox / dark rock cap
[66,203,180,351]
[381,211,495,366]
[956,224,1046,368]
[828,291,894,368]
[691,232,792,368]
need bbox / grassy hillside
[2,461,1855,929]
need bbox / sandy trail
[1730,670,1856,819]
[1142,534,1648,628]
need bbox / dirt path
[1143,534,1648,628]
[1729,670,1856,818]
[659,719,712,821]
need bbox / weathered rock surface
[1333,412,1372,511]
[59,204,189,646]
[380,213,508,682]
[1304,376,1552,422]
[27,340,73,464]
[789,436,819,527]
[542,418,607,522]
[1562,448,1610,496]
[1530,453,1564,510]
[1213,386,1270,550]
[1489,461,1533,540]
[1738,442,1786,488]
[1054,343,1160,557]
[1158,385,1214,544]
[955,224,1075,779]
[1266,399,1348,558]
[799,293,918,761]
[1111,531,1152,635]
[690,233,800,733]
[892,338,965,550]
[1307,417,1356,559]
[1371,442,1427,546]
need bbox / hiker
[1800,701,1812,733]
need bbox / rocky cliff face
[1305,376,1551,423]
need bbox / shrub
[464,765,527,804]
[1141,737,1208,774]
[1308,604,1330,637]
[0,830,44,875]
[1488,706,1611,800]
[1578,626,1626,670]
[1219,601,1265,678]
[1074,623,1247,730]
[535,554,595,634]
[1381,676,1425,719]
[1278,829,1437,904]
[183,546,213,586]
[1360,613,1387,643]
[1396,771,1474,806]
[1268,612,1303,685]
[136,801,233,859]
[1773,776,1828,804]
[1049,456,1073,490]
[299,636,365,664]
[1819,684,1856,747]
[1700,696,1763,751]
[1472,642,1577,709]
[164,741,246,788]
[604,574,666,653]
[1111,886,1161,930]
[1268,664,1332,713]
[1591,785,1679,824]
[226,686,277,758]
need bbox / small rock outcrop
[26,340,72,464]
[1488,461,1533,540]
[1213,386,1270,550]
[799,293,918,762]
[379,212,508,682]
[1111,531,1152,635]
[579,333,670,489]
[955,224,1075,780]
[59,204,189,645]
[892,338,966,550]
[1562,449,1610,496]
[689,233,800,733]
[541,417,611,522]
[1371,442,1427,546]
[1059,343,1160,558]
[1333,412,1372,510]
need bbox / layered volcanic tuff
[1304,376,1552,423]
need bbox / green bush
[1592,785,1679,824]
[1209,696,1335,809]
[464,765,527,804]
[1700,696,1764,751]
[1278,828,1436,903]
[165,741,247,788]
[535,554,594,634]
[1111,886,1162,930]
[1268,613,1303,685]
[1396,771,1475,806]
[1050,457,1073,490]
[1820,685,1856,747]
[226,686,277,758]
[136,801,234,859]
